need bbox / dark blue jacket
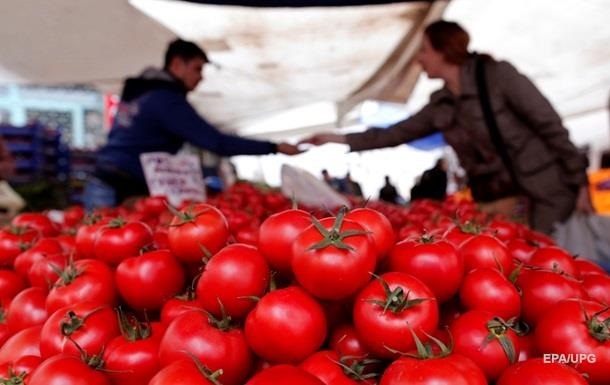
[96,69,277,185]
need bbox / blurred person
[321,169,343,192]
[300,20,591,234]
[85,39,300,210]
[410,158,448,202]
[343,171,363,197]
[379,175,401,204]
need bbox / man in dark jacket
[85,39,299,209]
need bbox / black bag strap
[474,56,520,188]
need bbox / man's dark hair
[163,39,209,69]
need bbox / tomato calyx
[205,300,235,332]
[0,366,27,385]
[483,317,518,364]
[106,217,127,229]
[167,204,209,226]
[0,308,5,324]
[82,213,103,226]
[51,256,84,286]
[585,306,610,342]
[367,273,427,314]
[116,308,152,342]
[60,307,104,337]
[454,221,482,235]
[186,352,223,385]
[308,207,368,251]
[419,234,436,244]
[331,355,381,381]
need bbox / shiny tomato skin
[245,286,327,364]
[0,326,42,366]
[0,269,27,301]
[299,350,375,385]
[93,220,153,266]
[115,249,185,311]
[459,234,513,277]
[11,213,59,237]
[39,302,120,358]
[158,310,252,385]
[149,358,223,385]
[528,246,577,276]
[258,209,313,276]
[292,217,376,301]
[45,258,117,314]
[13,237,64,278]
[245,365,325,385]
[352,272,439,359]
[387,238,463,304]
[168,203,230,263]
[496,358,588,385]
[345,207,396,261]
[6,287,48,334]
[459,267,521,320]
[380,353,487,385]
[197,243,270,319]
[28,354,110,385]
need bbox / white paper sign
[140,152,206,207]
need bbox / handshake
[276,133,347,155]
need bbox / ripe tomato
[13,237,63,278]
[0,269,26,301]
[0,227,39,267]
[516,269,586,327]
[487,218,519,243]
[581,273,610,304]
[115,249,185,311]
[534,299,610,385]
[459,268,521,320]
[149,358,224,385]
[352,272,439,359]
[168,204,230,263]
[380,353,487,385]
[197,243,269,319]
[160,292,203,325]
[0,355,41,384]
[45,258,117,315]
[28,253,67,291]
[0,326,42,365]
[506,238,538,263]
[345,208,396,261]
[450,310,519,381]
[245,365,325,385]
[299,350,376,385]
[93,219,153,266]
[459,234,513,276]
[245,286,327,364]
[387,237,463,304]
[103,318,166,385]
[6,287,48,334]
[40,302,120,358]
[528,246,577,276]
[292,215,376,300]
[258,209,313,276]
[497,358,588,385]
[328,323,371,360]
[74,216,109,259]
[12,212,59,237]
[574,258,607,277]
[28,354,110,385]
[159,310,252,385]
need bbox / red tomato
[0,326,42,365]
[13,237,64,278]
[459,234,513,276]
[517,269,586,327]
[159,310,252,385]
[133,196,168,219]
[245,365,325,385]
[292,215,376,300]
[103,318,166,385]
[45,259,117,315]
[534,299,610,385]
[115,249,185,311]
[0,269,26,301]
[574,258,608,277]
[506,238,538,263]
[245,286,327,364]
[28,354,110,385]
[380,353,487,385]
[529,246,577,276]
[168,204,230,263]
[74,216,109,259]
[459,268,521,320]
[160,293,203,326]
[345,207,396,261]
[581,273,610,304]
[62,205,86,228]
[149,358,224,385]
[0,355,41,384]
[28,253,67,291]
[386,237,463,304]
[497,358,588,385]
[487,218,519,243]
[11,212,59,237]
[328,323,371,360]
[517,333,538,362]
[0,307,8,347]
[299,350,376,385]
[40,302,120,358]
[352,272,439,359]
[258,209,313,276]
[0,227,39,267]
[449,310,519,381]
[93,219,153,266]
[197,243,269,319]
[6,287,48,334]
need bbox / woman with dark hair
[301,20,591,234]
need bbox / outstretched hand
[298,133,347,147]
[276,142,303,155]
